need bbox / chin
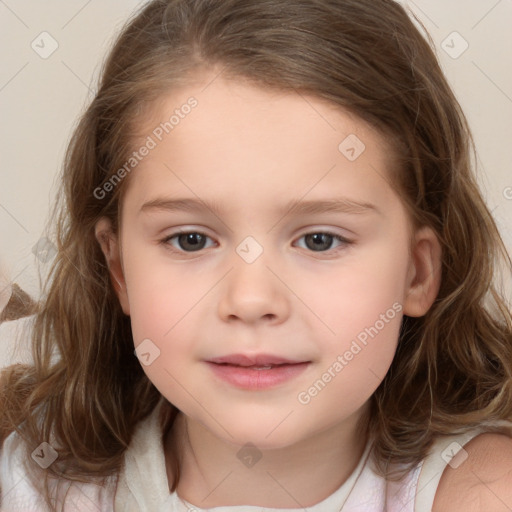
[228,431,299,451]
[204,412,312,450]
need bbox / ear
[403,225,442,317]
[94,217,130,315]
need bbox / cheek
[299,233,409,351]
[296,298,403,418]
[121,240,213,399]
[293,235,408,409]
[122,238,204,338]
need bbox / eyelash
[159,229,353,256]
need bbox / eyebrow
[139,196,379,217]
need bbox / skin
[433,433,512,512]
[95,68,443,507]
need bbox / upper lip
[207,354,308,366]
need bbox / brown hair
[1,0,511,508]
[0,284,38,323]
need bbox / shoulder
[0,430,46,510]
[1,430,117,511]
[433,432,512,512]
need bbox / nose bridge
[217,234,289,324]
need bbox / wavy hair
[1,0,511,509]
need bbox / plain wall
[0,0,511,301]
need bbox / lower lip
[206,362,310,390]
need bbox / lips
[207,353,307,367]
[206,353,311,389]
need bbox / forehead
[121,72,399,219]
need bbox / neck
[165,404,370,508]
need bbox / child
[1,0,512,510]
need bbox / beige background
[0,0,511,302]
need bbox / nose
[217,249,290,326]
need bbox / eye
[160,230,352,254]
[161,231,215,253]
[295,231,352,253]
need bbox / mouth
[210,363,301,370]
[205,354,311,389]
[207,353,308,367]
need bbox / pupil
[180,233,205,251]
[307,233,332,251]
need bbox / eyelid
[160,228,217,251]
[293,230,352,254]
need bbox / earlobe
[94,217,130,315]
[403,226,442,318]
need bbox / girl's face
[97,70,440,449]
